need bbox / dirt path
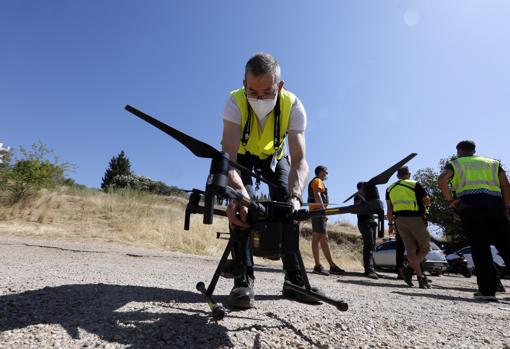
[1,236,509,348]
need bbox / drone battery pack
[251,221,300,259]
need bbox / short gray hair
[245,52,281,83]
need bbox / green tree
[2,142,72,202]
[101,151,132,190]
[0,142,12,189]
[413,157,467,247]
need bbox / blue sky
[2,1,510,223]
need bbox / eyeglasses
[245,88,278,100]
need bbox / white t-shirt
[222,95,307,132]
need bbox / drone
[342,153,417,243]
[125,105,416,321]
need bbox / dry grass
[0,187,366,270]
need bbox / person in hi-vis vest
[439,140,510,301]
[386,166,432,289]
[221,53,321,308]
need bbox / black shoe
[399,266,414,287]
[329,264,346,275]
[365,271,379,279]
[228,273,255,309]
[473,291,497,302]
[282,271,324,304]
[418,276,431,289]
[312,264,329,276]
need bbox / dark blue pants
[357,218,376,273]
[460,207,510,295]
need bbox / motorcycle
[445,253,472,278]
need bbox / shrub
[1,142,73,203]
[109,174,184,196]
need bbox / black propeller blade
[182,188,205,194]
[126,105,220,159]
[343,192,358,204]
[343,153,418,203]
[367,153,417,186]
[125,105,278,189]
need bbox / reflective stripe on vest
[449,156,501,198]
[388,179,419,212]
[231,87,295,160]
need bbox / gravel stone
[0,236,509,348]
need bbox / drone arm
[224,186,251,207]
[184,189,228,230]
[293,204,361,221]
[184,206,228,230]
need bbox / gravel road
[1,236,509,349]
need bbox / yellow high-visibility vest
[388,179,419,212]
[230,87,295,160]
[449,156,501,198]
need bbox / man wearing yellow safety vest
[221,53,320,308]
[386,166,432,288]
[438,140,510,301]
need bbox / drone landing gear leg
[283,252,348,311]
[196,239,232,321]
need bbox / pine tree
[413,157,466,248]
[101,151,132,190]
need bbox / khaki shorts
[395,216,430,259]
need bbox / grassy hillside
[0,187,366,270]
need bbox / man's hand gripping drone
[125,105,416,321]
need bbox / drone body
[125,105,416,320]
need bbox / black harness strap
[273,95,282,150]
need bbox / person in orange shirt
[307,165,345,275]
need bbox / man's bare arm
[386,200,394,223]
[313,187,326,209]
[499,171,510,207]
[221,120,251,228]
[287,130,309,203]
[221,120,250,198]
[386,199,395,234]
[438,168,454,202]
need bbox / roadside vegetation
[0,186,364,269]
[0,144,364,269]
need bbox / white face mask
[247,95,278,121]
